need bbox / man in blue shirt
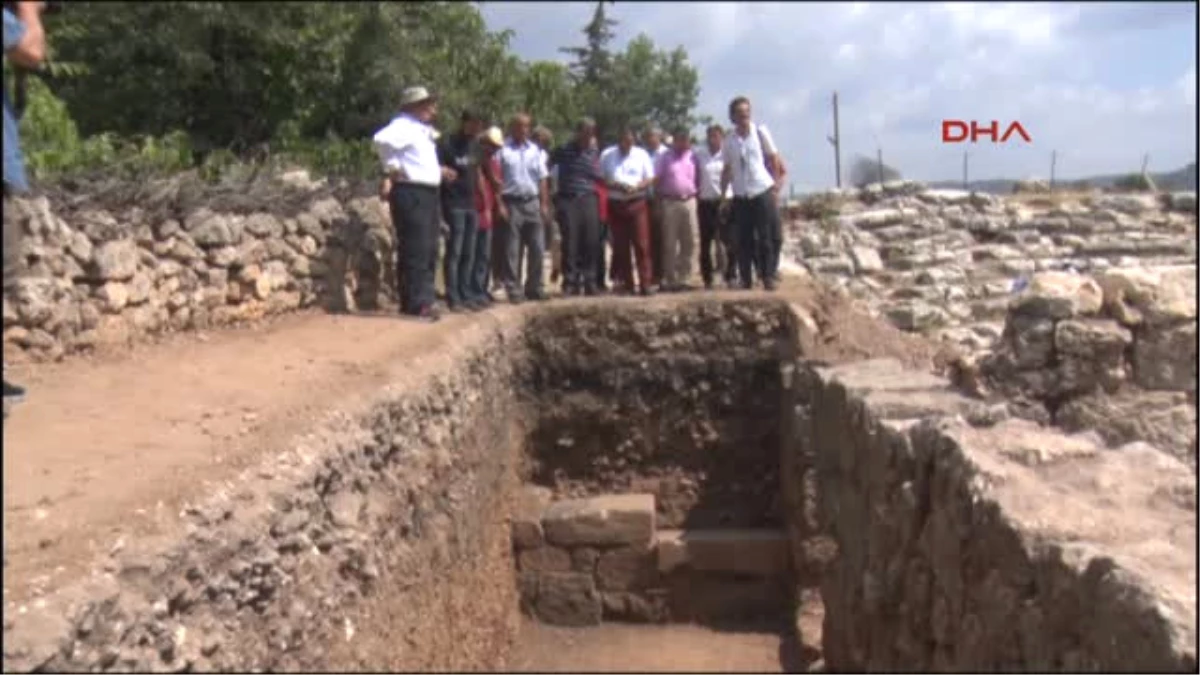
[4,2,47,403]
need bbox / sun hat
[399,86,436,107]
[480,126,504,147]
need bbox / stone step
[656,528,790,578]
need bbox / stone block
[542,494,655,547]
[518,546,571,574]
[656,529,790,577]
[1134,321,1197,392]
[511,485,553,549]
[533,572,602,627]
[601,591,669,623]
[596,545,658,591]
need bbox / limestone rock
[542,494,655,547]
[92,240,139,281]
[1009,271,1103,320]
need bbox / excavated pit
[3,297,1195,673]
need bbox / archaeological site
[2,174,1196,672]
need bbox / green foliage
[19,0,699,184]
[1113,173,1153,192]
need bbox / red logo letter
[942,120,968,143]
[1001,121,1032,143]
[972,120,999,143]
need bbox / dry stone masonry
[3,176,396,361]
[781,183,1197,467]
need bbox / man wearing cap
[373,86,455,321]
[549,118,604,296]
[496,113,551,303]
[470,126,504,306]
[437,109,485,312]
[641,127,669,287]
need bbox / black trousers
[556,192,601,292]
[597,221,609,290]
[732,190,774,288]
[698,198,736,286]
[388,182,439,314]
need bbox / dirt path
[2,278,937,611]
[508,619,796,673]
[2,307,494,607]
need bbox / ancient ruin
[2,176,1195,672]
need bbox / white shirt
[372,114,441,186]
[694,144,732,200]
[721,122,778,198]
[601,145,655,201]
[498,138,548,197]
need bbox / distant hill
[928,162,1198,194]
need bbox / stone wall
[3,317,526,672]
[786,356,1196,672]
[971,267,1197,464]
[3,179,396,361]
[518,301,798,529]
[511,489,790,627]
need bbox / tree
[849,154,902,188]
[559,2,700,145]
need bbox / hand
[441,167,458,182]
[497,202,509,223]
[15,2,47,19]
[541,205,552,225]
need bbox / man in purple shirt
[654,126,698,292]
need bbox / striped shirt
[550,141,602,197]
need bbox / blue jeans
[442,207,478,306]
[469,225,492,301]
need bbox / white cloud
[482,1,1198,188]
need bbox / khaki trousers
[659,197,697,287]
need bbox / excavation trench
[3,298,1194,673]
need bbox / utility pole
[962,150,969,191]
[827,92,842,189]
[1140,153,1150,176]
[1049,150,1057,192]
[876,146,885,185]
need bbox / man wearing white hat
[372,86,454,322]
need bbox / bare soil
[507,619,794,673]
[2,276,937,615]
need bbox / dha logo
[941,120,1032,144]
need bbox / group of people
[372,87,788,322]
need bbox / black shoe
[584,286,599,297]
[509,294,525,305]
[640,287,656,297]
[527,291,549,302]
[764,279,778,292]
[3,380,26,403]
[677,283,695,293]
[405,306,441,323]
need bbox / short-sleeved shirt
[693,144,732,201]
[550,141,602,197]
[655,148,698,199]
[437,132,479,210]
[721,123,778,198]
[600,145,655,202]
[498,139,548,198]
[372,113,442,186]
[3,8,29,193]
[643,145,669,198]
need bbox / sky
[479,1,1197,192]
